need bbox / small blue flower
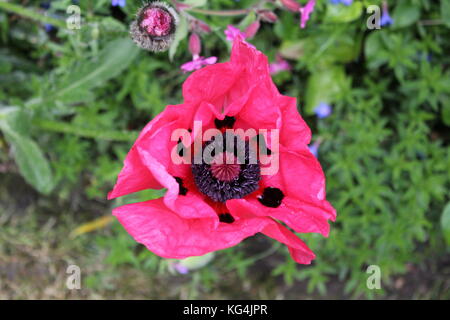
[314,102,332,119]
[44,24,55,32]
[40,2,51,10]
[111,0,126,7]
[330,0,353,5]
[380,10,393,27]
[40,2,55,32]
[380,2,393,27]
[308,141,320,158]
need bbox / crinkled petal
[238,146,336,236]
[114,199,282,259]
[182,62,237,105]
[226,200,315,264]
[137,147,218,221]
[261,221,315,264]
[278,95,312,148]
[264,146,336,220]
[108,104,196,200]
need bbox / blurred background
[0,0,449,299]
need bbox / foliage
[0,0,449,299]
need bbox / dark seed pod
[130,1,179,52]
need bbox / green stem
[33,119,138,142]
[418,20,444,26]
[0,1,66,29]
[186,7,250,16]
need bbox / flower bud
[280,0,300,12]
[188,33,201,57]
[244,21,260,39]
[195,20,212,34]
[258,10,278,23]
[130,1,179,52]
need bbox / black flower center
[191,133,260,202]
[174,177,188,196]
[258,187,284,208]
[214,116,236,130]
[219,213,235,223]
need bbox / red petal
[108,104,195,200]
[114,199,280,259]
[262,222,315,264]
[278,95,312,149]
[264,147,336,220]
[226,200,316,264]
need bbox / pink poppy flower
[299,0,316,29]
[108,38,336,264]
[181,55,218,73]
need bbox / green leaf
[38,38,140,106]
[33,118,138,142]
[178,252,215,271]
[280,40,305,60]
[442,102,450,126]
[391,1,421,29]
[441,202,450,246]
[169,15,188,61]
[183,0,207,8]
[325,2,363,23]
[365,31,389,69]
[304,66,346,114]
[441,0,450,28]
[0,109,54,194]
[0,2,66,29]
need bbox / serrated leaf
[46,38,140,105]
[169,15,188,61]
[442,103,450,126]
[365,31,388,69]
[0,111,54,194]
[391,0,420,29]
[441,0,450,28]
[441,202,450,246]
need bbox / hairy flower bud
[280,0,300,12]
[130,1,179,52]
[258,10,278,23]
[189,33,201,57]
[244,21,260,39]
[193,20,212,34]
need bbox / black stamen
[258,187,284,208]
[215,116,236,129]
[219,213,235,223]
[177,138,185,157]
[254,134,271,156]
[174,177,188,196]
[191,133,260,202]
